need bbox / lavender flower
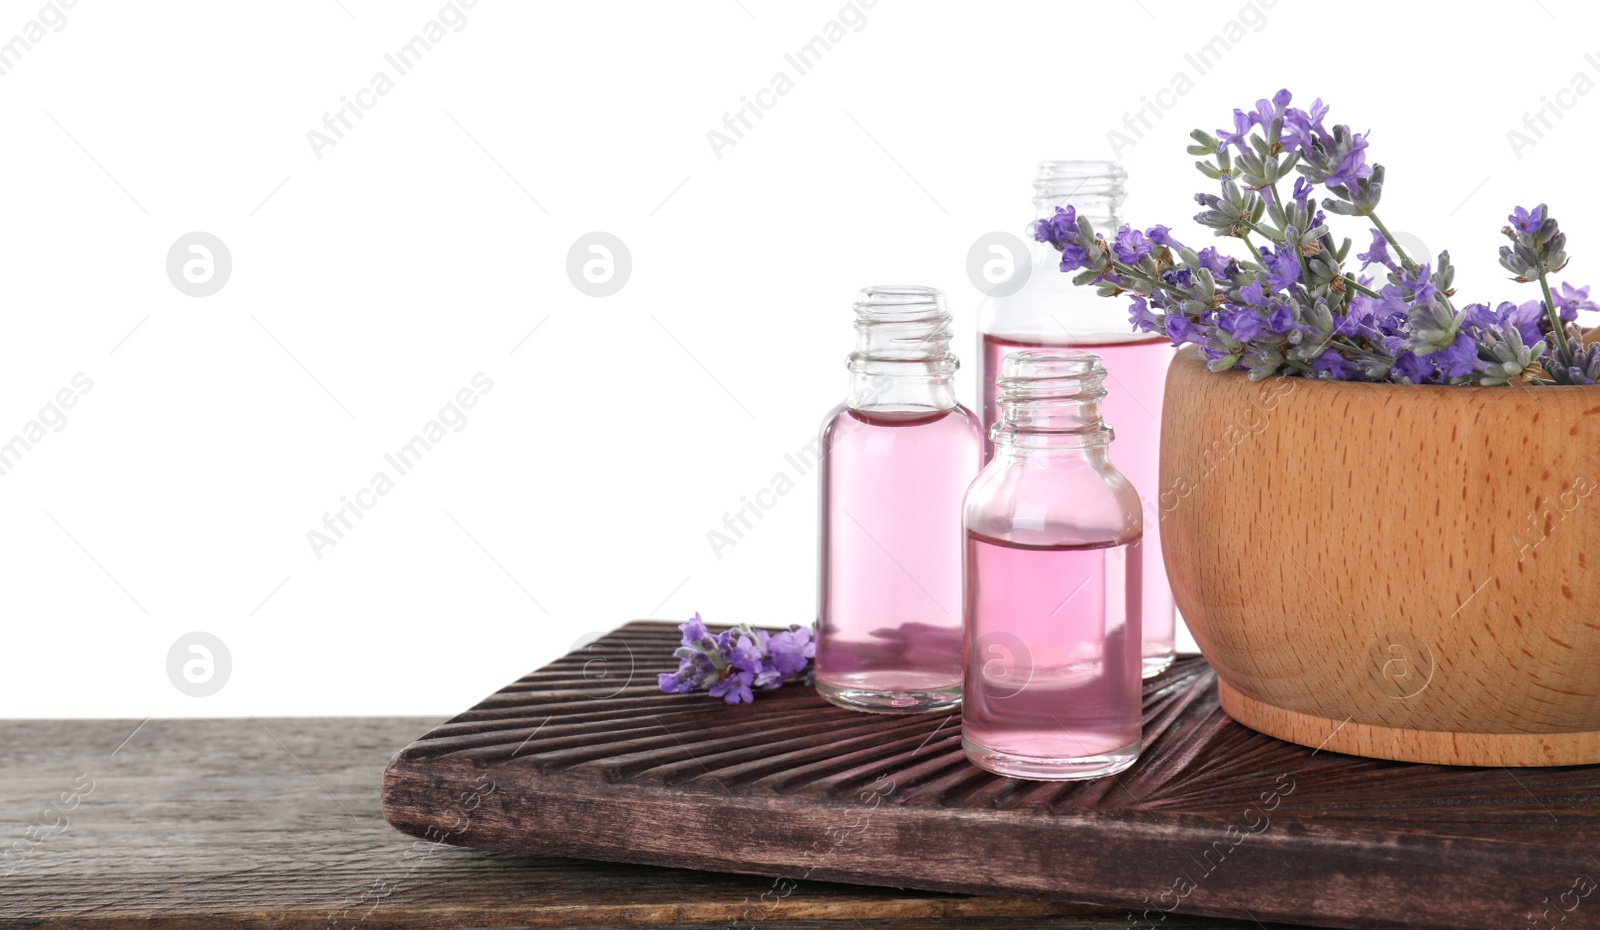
[1129,296,1161,333]
[1357,229,1393,271]
[1544,336,1600,385]
[1500,202,1577,368]
[1283,97,1329,152]
[1035,205,1093,272]
[1146,225,1183,251]
[658,613,815,704]
[1510,205,1544,235]
[1217,109,1252,151]
[1034,204,1078,252]
[1114,226,1153,264]
[1029,91,1598,387]
[1291,176,1314,209]
[1551,282,1600,321]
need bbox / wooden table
[0,717,1304,928]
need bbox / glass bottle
[962,350,1143,780]
[815,285,983,714]
[977,159,1176,678]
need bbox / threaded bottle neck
[1032,160,1127,232]
[992,350,1112,450]
[847,285,958,412]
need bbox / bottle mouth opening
[998,349,1105,383]
[853,284,947,321]
[850,284,953,362]
[994,350,1110,442]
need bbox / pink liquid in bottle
[814,284,982,714]
[816,406,981,711]
[962,532,1143,778]
[981,333,1175,677]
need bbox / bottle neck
[991,351,1113,453]
[845,285,959,413]
[1031,160,1126,264]
[847,363,958,412]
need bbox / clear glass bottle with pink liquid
[976,160,1177,678]
[815,285,983,714]
[962,350,1143,780]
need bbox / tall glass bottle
[977,160,1176,678]
[962,350,1143,780]
[816,285,983,714]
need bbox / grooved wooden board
[382,622,1600,930]
[3,716,1180,929]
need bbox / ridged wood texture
[1160,346,1600,765]
[383,621,1600,930]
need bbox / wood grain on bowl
[1160,345,1600,765]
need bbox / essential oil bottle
[962,350,1143,779]
[815,285,983,714]
[976,160,1177,678]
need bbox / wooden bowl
[1159,346,1600,765]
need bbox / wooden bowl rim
[1170,344,1600,400]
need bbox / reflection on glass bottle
[962,350,1143,780]
[815,286,983,714]
[977,159,1177,677]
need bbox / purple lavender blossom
[1035,205,1093,272]
[1309,348,1358,379]
[1146,225,1184,251]
[765,626,815,677]
[1249,89,1293,131]
[1034,205,1077,251]
[1265,247,1301,291]
[1389,349,1432,384]
[1510,205,1544,235]
[708,671,754,704]
[1217,109,1252,151]
[1114,226,1153,264]
[1402,263,1438,306]
[1025,91,1593,387]
[1291,176,1314,209]
[1165,314,1195,346]
[1323,131,1372,187]
[1283,97,1329,152]
[1225,309,1269,342]
[659,613,814,704]
[681,612,710,642]
[1357,229,1393,270]
[1197,247,1232,277]
[1551,282,1600,321]
[1440,333,1479,377]
[1129,296,1162,333]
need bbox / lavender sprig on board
[658,613,815,705]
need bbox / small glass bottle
[815,285,983,714]
[962,350,1143,780]
[977,159,1177,678]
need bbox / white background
[3,0,1597,717]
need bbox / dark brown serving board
[382,622,1600,930]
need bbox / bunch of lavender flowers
[658,613,815,704]
[1034,90,1599,386]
